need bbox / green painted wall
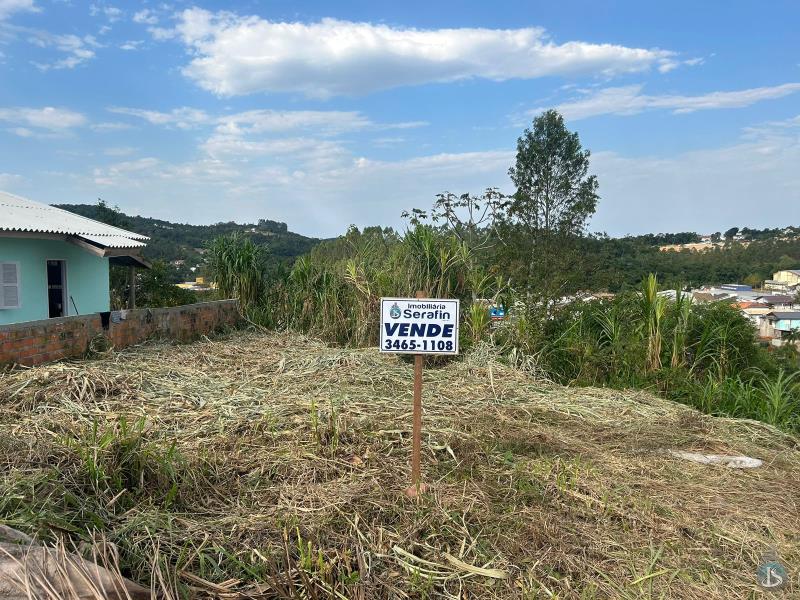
[775,319,800,332]
[0,237,110,325]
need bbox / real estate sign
[380,297,460,355]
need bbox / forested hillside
[576,232,800,291]
[56,203,321,281]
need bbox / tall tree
[504,110,599,298]
[724,227,739,240]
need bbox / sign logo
[389,302,401,319]
[757,557,788,591]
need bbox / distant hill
[56,204,321,281]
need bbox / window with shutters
[0,262,21,309]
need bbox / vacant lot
[1,331,798,598]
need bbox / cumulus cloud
[0,0,37,20]
[27,29,98,69]
[132,9,157,25]
[532,82,800,120]
[162,8,678,97]
[89,4,122,22]
[0,106,87,133]
[119,40,143,51]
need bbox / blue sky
[1,0,799,237]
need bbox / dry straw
[0,330,798,598]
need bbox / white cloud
[91,121,133,132]
[90,4,122,22]
[148,26,175,41]
[108,106,210,129]
[27,30,97,69]
[108,106,425,136]
[0,0,37,20]
[92,156,241,188]
[214,109,372,136]
[164,8,678,97]
[0,172,23,187]
[119,39,143,51]
[0,106,87,132]
[534,82,800,120]
[133,9,157,25]
[683,57,705,67]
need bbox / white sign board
[380,297,460,355]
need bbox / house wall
[0,237,109,325]
[0,299,240,366]
[773,271,800,285]
[775,319,800,332]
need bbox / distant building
[719,284,752,292]
[755,295,796,310]
[736,302,772,326]
[691,291,730,303]
[760,311,800,339]
[764,270,800,292]
[176,276,216,292]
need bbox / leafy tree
[744,273,763,289]
[403,188,509,254]
[503,109,599,298]
[724,227,739,240]
[138,261,197,307]
[508,110,599,238]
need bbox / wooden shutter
[1,262,20,309]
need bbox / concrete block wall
[0,300,240,367]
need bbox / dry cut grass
[0,330,798,598]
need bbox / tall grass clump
[255,225,505,347]
[207,233,267,313]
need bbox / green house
[0,192,149,325]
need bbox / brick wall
[0,300,240,367]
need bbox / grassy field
[0,331,798,598]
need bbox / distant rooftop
[756,294,795,303]
[768,311,800,320]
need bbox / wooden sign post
[410,290,425,497]
[379,292,460,498]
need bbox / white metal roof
[79,234,148,248]
[0,190,148,248]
